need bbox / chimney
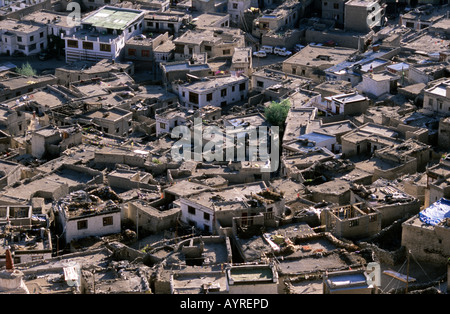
[5,247,14,272]
[446,85,450,99]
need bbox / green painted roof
[82,7,142,30]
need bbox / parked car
[253,50,267,58]
[12,50,25,57]
[274,47,292,57]
[294,44,305,52]
[261,45,274,54]
[38,52,51,61]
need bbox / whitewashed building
[227,0,252,27]
[176,75,248,109]
[0,19,47,56]
[423,79,450,115]
[54,191,121,244]
[62,6,146,63]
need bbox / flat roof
[328,93,367,104]
[184,182,266,212]
[229,266,274,283]
[82,6,143,30]
[426,81,450,97]
[284,45,357,67]
[298,132,335,143]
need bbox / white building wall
[31,135,46,159]
[180,199,214,232]
[178,77,248,109]
[356,76,390,97]
[65,211,121,243]
[228,0,252,26]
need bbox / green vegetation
[16,62,37,77]
[264,98,291,131]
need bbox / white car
[253,50,267,58]
[278,50,292,57]
[274,47,292,57]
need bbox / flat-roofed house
[226,263,279,294]
[0,19,47,56]
[423,79,450,116]
[62,6,146,63]
[176,75,248,109]
[53,190,122,245]
[282,45,357,83]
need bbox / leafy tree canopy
[264,98,291,130]
[16,62,37,77]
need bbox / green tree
[16,62,36,77]
[264,98,291,130]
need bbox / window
[189,92,199,104]
[204,212,210,221]
[67,40,78,48]
[100,43,111,52]
[349,219,359,227]
[128,48,136,56]
[83,41,93,50]
[223,49,230,55]
[147,21,154,27]
[221,88,227,97]
[204,46,211,52]
[188,206,196,215]
[239,83,246,91]
[77,220,88,230]
[232,85,235,92]
[159,122,166,129]
[141,50,150,57]
[232,3,238,9]
[29,43,36,51]
[333,3,339,9]
[18,45,25,50]
[103,216,113,226]
[17,36,22,42]
[257,81,264,88]
[30,35,34,42]
[207,93,213,101]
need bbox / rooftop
[0,18,44,33]
[180,75,247,92]
[284,45,357,67]
[184,182,267,212]
[21,10,74,29]
[82,6,144,30]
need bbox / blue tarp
[419,198,450,225]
